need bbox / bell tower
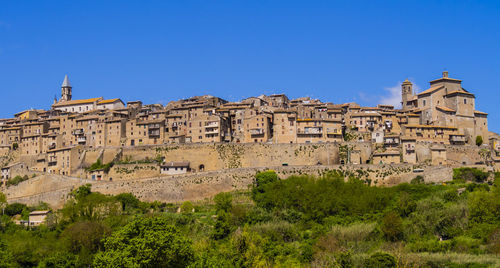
[401,79,413,110]
[61,75,72,102]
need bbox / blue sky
[0,1,499,132]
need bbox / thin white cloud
[379,80,421,109]
[380,83,403,108]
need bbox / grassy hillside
[0,168,499,267]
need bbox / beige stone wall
[6,164,453,209]
[107,163,159,181]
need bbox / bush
[93,217,194,267]
[4,203,28,217]
[5,175,29,187]
[443,189,459,202]
[180,201,194,213]
[114,193,140,211]
[411,175,424,184]
[214,192,232,213]
[452,236,481,253]
[86,159,113,173]
[381,211,404,241]
[364,252,396,268]
[252,174,394,222]
[453,168,489,183]
[408,238,453,253]
[476,136,483,146]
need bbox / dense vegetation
[0,168,499,267]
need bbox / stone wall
[107,163,159,181]
[119,142,372,172]
[6,164,452,209]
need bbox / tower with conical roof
[401,78,413,110]
[61,75,72,102]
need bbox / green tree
[214,192,232,213]
[93,217,194,267]
[0,192,6,215]
[252,170,279,199]
[61,191,120,223]
[364,252,396,268]
[476,135,483,146]
[62,221,111,254]
[0,238,15,267]
[211,211,232,240]
[37,252,79,268]
[381,212,404,241]
[114,193,140,211]
[4,203,28,217]
[180,201,194,214]
[72,184,92,201]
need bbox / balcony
[72,129,84,135]
[148,130,160,138]
[250,128,265,135]
[148,124,160,130]
[205,128,219,135]
[450,135,466,143]
[205,121,219,128]
[384,138,400,145]
[297,127,323,136]
[77,137,86,144]
[48,144,56,150]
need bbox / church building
[52,75,125,113]
[401,71,488,144]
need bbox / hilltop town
[0,71,499,186]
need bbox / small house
[431,145,447,166]
[160,161,190,175]
[89,169,106,181]
[373,150,401,164]
[28,210,51,226]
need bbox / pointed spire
[62,75,71,87]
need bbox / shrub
[364,252,396,268]
[411,175,424,184]
[114,193,140,211]
[86,159,113,173]
[180,201,194,213]
[381,211,404,241]
[5,175,29,187]
[453,168,489,183]
[214,192,232,213]
[252,174,394,222]
[4,203,28,217]
[453,236,482,253]
[93,217,194,267]
[443,189,459,202]
[476,136,483,146]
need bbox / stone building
[401,72,488,144]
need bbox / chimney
[443,71,448,78]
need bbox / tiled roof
[52,97,102,107]
[417,85,444,96]
[98,98,122,105]
[445,90,475,96]
[436,106,456,113]
[405,124,457,129]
